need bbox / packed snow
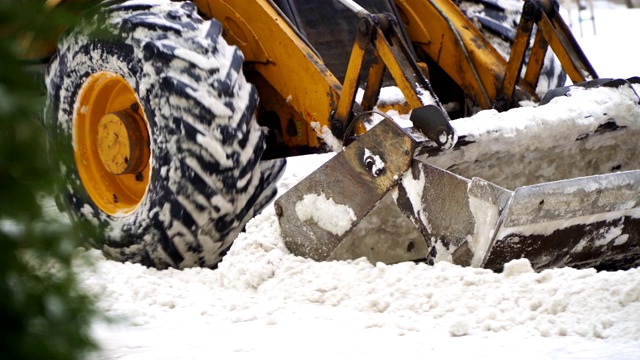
[295,193,357,236]
[74,2,640,359]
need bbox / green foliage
[0,1,101,359]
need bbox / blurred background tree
[0,0,100,358]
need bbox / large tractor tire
[45,0,285,269]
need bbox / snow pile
[222,216,640,339]
[85,222,640,339]
[76,153,640,353]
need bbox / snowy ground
[78,2,640,359]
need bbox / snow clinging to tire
[45,0,285,269]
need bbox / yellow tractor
[44,0,640,270]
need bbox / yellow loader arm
[195,0,341,149]
[195,0,458,150]
[195,0,596,153]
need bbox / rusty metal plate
[394,161,512,266]
[275,118,415,260]
[484,169,640,271]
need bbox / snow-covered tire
[458,0,567,97]
[44,0,285,269]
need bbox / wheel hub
[73,71,151,216]
[97,109,150,176]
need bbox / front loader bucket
[484,171,640,271]
[276,81,640,271]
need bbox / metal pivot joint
[497,0,598,111]
[331,1,456,149]
[97,107,150,176]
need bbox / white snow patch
[184,87,233,117]
[105,220,125,240]
[502,258,535,277]
[173,48,220,70]
[399,166,431,233]
[594,225,625,247]
[195,133,234,168]
[614,234,629,246]
[295,193,356,236]
[376,86,407,106]
[468,195,500,267]
[434,240,453,263]
[415,83,437,105]
[79,204,99,227]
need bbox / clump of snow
[295,193,356,236]
[375,86,406,106]
[502,258,535,276]
[310,121,343,152]
[449,319,470,337]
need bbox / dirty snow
[310,121,343,152]
[74,3,640,359]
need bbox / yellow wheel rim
[74,71,151,216]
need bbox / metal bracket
[497,0,598,110]
[331,4,456,149]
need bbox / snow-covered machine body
[44,0,640,271]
